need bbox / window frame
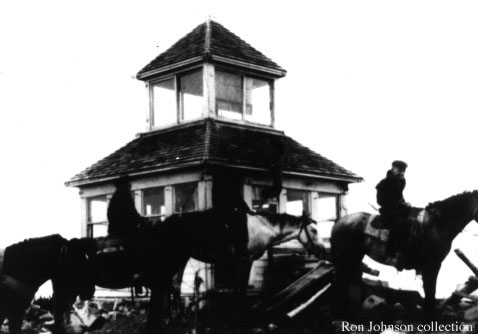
[215,68,273,126]
[172,182,199,214]
[316,192,340,223]
[142,186,166,222]
[149,67,204,128]
[285,188,312,216]
[86,195,109,238]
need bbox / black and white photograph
[1,1,478,333]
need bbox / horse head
[297,212,325,258]
[61,238,97,301]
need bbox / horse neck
[8,237,64,288]
[433,193,478,241]
[250,214,300,247]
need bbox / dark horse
[81,209,323,333]
[331,190,478,318]
[0,234,95,334]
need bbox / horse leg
[422,263,441,320]
[234,260,252,294]
[51,281,74,334]
[0,306,6,333]
[7,308,24,334]
[147,283,167,334]
[170,265,186,322]
[333,257,363,318]
[232,260,252,312]
[0,289,7,331]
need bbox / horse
[80,209,323,333]
[331,190,478,318]
[0,234,95,334]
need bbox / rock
[362,294,387,311]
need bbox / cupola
[136,20,286,130]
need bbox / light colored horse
[85,209,324,333]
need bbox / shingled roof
[137,20,286,80]
[66,119,361,187]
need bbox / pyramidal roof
[66,119,362,187]
[137,20,287,80]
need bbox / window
[317,194,338,222]
[143,187,166,221]
[316,193,339,246]
[150,69,203,127]
[245,77,271,125]
[152,78,176,127]
[173,182,198,213]
[180,70,204,121]
[87,196,108,237]
[286,189,310,216]
[216,71,243,120]
[251,186,278,214]
[216,70,272,126]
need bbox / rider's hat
[113,174,131,188]
[392,160,408,171]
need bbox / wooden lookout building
[66,20,362,295]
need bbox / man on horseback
[376,160,410,263]
[107,175,148,293]
[108,175,147,236]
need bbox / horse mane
[426,190,478,222]
[3,234,67,284]
[160,209,305,231]
[255,211,305,228]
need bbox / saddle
[94,235,148,293]
[367,207,426,232]
[365,208,427,270]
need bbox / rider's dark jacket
[376,170,407,214]
[107,186,144,236]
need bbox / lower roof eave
[65,160,362,188]
[206,161,362,184]
[65,161,206,188]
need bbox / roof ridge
[137,20,286,80]
[204,19,211,57]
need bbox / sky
[1,0,478,296]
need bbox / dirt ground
[3,287,478,334]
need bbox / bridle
[297,216,320,256]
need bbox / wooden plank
[252,260,334,314]
[286,283,332,318]
[443,276,478,306]
[453,291,478,303]
[455,249,478,276]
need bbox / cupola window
[152,78,176,127]
[216,70,272,126]
[150,68,204,128]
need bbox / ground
[3,286,478,334]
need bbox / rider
[376,160,410,260]
[107,175,146,237]
[215,172,254,260]
[107,175,147,293]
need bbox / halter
[297,216,318,256]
